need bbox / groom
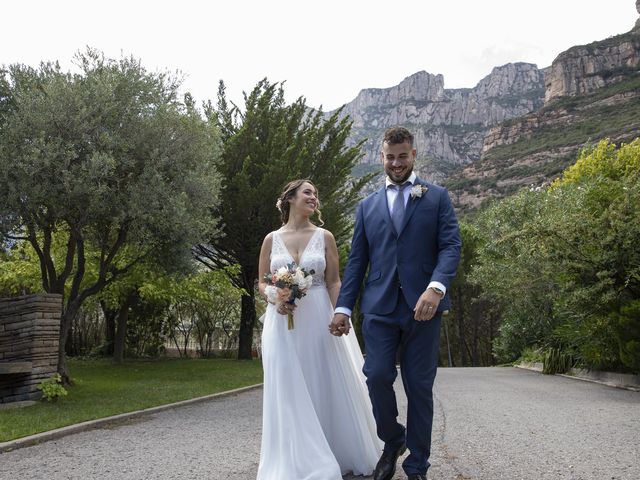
[331,126,461,480]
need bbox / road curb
[0,383,263,454]
[514,363,640,392]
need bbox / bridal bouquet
[264,263,315,329]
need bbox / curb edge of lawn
[0,383,264,453]
[513,364,640,392]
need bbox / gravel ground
[1,367,638,480]
[431,367,640,480]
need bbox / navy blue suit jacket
[337,178,461,315]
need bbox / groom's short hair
[383,126,414,147]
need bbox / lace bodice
[270,228,326,287]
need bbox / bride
[257,179,381,479]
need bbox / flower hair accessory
[275,198,283,212]
[410,184,428,199]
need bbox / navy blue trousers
[362,292,441,476]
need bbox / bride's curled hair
[276,179,324,226]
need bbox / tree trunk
[237,292,256,360]
[443,314,454,367]
[113,296,133,364]
[472,305,479,366]
[101,300,117,355]
[456,285,468,366]
[57,320,72,386]
[489,306,495,366]
[237,265,257,360]
[57,299,82,385]
[65,321,75,356]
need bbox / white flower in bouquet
[300,274,313,290]
[265,285,278,304]
[294,269,306,285]
[276,266,289,277]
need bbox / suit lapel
[373,186,394,234]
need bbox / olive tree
[0,49,221,382]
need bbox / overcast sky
[2,0,637,111]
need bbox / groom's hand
[414,288,441,321]
[329,313,351,336]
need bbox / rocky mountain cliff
[446,18,640,211]
[335,63,546,184]
[339,1,640,212]
[545,31,640,102]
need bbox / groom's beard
[386,166,414,184]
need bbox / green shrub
[519,347,545,363]
[612,300,640,373]
[37,373,68,402]
[543,347,574,375]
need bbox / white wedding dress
[257,228,381,480]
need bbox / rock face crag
[449,16,640,212]
[486,26,640,155]
[336,63,546,181]
[544,31,640,103]
[339,1,640,209]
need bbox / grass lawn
[0,357,263,442]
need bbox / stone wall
[0,294,62,403]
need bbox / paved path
[1,367,638,480]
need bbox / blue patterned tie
[391,183,409,233]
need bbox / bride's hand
[277,302,295,315]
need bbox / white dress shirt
[385,172,417,216]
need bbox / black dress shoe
[373,443,407,480]
[407,475,427,480]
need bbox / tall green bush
[471,139,640,372]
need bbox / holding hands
[329,313,351,336]
[329,286,443,336]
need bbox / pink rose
[277,287,292,302]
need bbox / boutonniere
[410,184,428,199]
